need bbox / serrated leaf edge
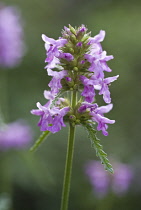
[84,124,114,174]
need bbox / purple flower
[80,76,96,103]
[98,51,114,72]
[76,42,82,47]
[85,160,133,198]
[78,103,115,136]
[42,34,67,63]
[31,100,70,133]
[32,25,118,137]
[81,51,115,105]
[112,163,133,195]
[99,75,119,103]
[0,5,25,68]
[88,30,105,45]
[62,26,72,36]
[45,56,60,69]
[44,90,55,100]
[47,69,68,94]
[0,121,33,150]
[77,24,87,34]
[80,70,118,104]
[85,50,114,74]
[57,52,74,61]
[65,77,72,82]
[85,161,109,197]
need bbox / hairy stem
[60,91,77,210]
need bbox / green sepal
[84,124,114,174]
[50,90,64,108]
[30,131,50,152]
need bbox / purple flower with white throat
[0,5,25,68]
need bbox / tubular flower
[31,90,70,133]
[78,103,115,136]
[31,100,70,133]
[31,24,118,136]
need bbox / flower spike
[31,24,118,210]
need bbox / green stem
[60,91,77,210]
[71,90,77,109]
[0,71,8,124]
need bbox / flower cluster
[0,4,25,68]
[31,25,118,135]
[85,160,133,198]
[0,121,33,150]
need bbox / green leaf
[30,131,50,152]
[84,124,114,174]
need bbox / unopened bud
[72,59,77,66]
[69,48,74,54]
[69,24,76,35]
[81,34,90,42]
[76,119,80,124]
[73,67,78,72]
[70,34,77,43]
[69,115,76,121]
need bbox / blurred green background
[0,0,141,209]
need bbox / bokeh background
[0,0,141,209]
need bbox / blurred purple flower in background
[0,4,25,68]
[0,121,33,150]
[85,160,133,198]
[112,163,133,195]
[85,161,110,198]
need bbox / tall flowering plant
[31,25,118,210]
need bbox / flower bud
[73,67,78,72]
[69,115,76,121]
[70,34,77,43]
[69,24,76,35]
